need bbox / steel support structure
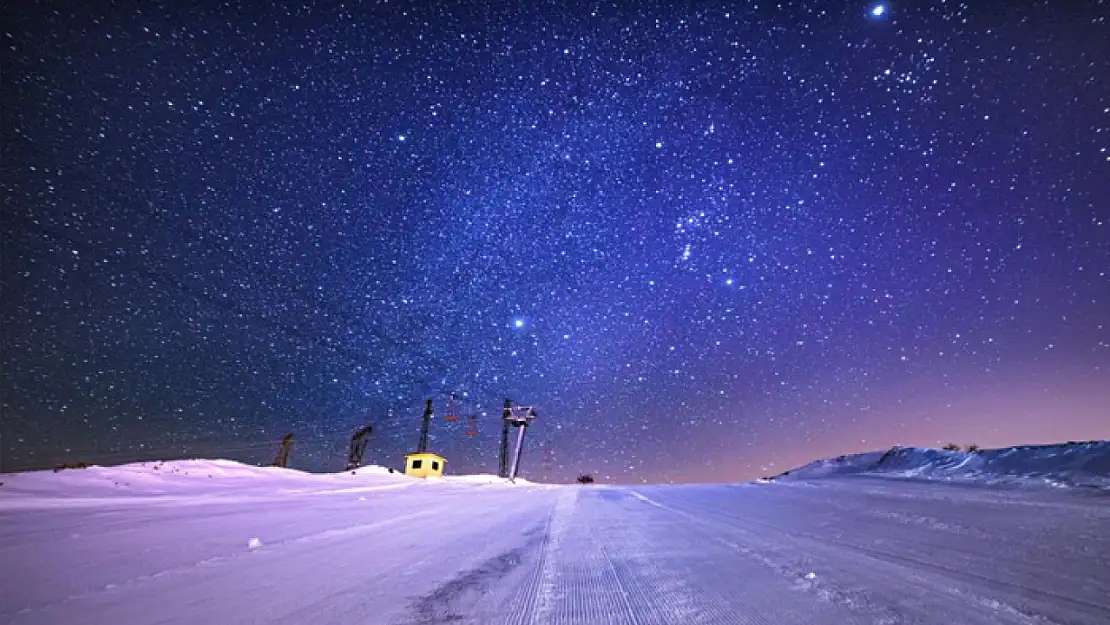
[416,399,433,453]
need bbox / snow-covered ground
[774,440,1110,488]
[1,457,1108,624]
[0,459,531,508]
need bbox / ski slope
[1,461,1108,624]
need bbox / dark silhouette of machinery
[498,399,537,482]
[271,433,294,468]
[345,424,373,471]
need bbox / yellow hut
[404,452,446,478]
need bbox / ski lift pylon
[464,413,479,438]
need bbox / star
[2,0,1105,484]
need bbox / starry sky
[2,1,1108,483]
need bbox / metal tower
[498,399,538,481]
[271,433,294,468]
[416,399,433,453]
[345,424,373,470]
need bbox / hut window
[411,459,423,469]
[432,461,439,470]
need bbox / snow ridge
[773,440,1110,488]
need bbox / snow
[773,440,1110,489]
[0,459,416,508]
[444,473,534,485]
[1,450,1108,624]
[0,459,536,510]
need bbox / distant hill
[770,440,1110,489]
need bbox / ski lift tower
[271,433,295,468]
[498,399,537,482]
[345,424,373,471]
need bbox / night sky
[2,1,1108,483]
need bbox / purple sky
[2,0,1107,482]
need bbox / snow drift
[773,440,1110,488]
[0,458,533,509]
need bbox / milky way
[3,1,1108,482]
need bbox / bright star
[870,4,886,17]
[513,319,526,328]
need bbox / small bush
[942,443,961,451]
[966,443,980,452]
[576,474,595,484]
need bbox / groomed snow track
[2,477,1107,624]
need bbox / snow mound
[0,458,539,508]
[773,440,1110,489]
